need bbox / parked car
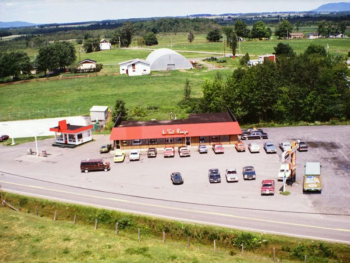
[208,168,221,183]
[263,142,277,154]
[100,144,112,153]
[242,166,256,180]
[129,150,140,161]
[147,148,157,158]
[298,141,308,152]
[277,163,291,181]
[235,141,246,152]
[164,146,175,158]
[279,141,292,152]
[171,172,184,185]
[0,135,9,142]
[80,159,110,173]
[261,180,275,195]
[225,169,239,182]
[178,146,191,157]
[114,150,125,163]
[198,144,208,154]
[241,131,268,140]
[248,143,260,153]
[212,143,224,154]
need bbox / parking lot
[1,125,350,215]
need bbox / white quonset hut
[119,59,151,76]
[90,106,109,122]
[146,48,193,71]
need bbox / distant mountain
[0,21,36,29]
[313,2,350,12]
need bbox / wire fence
[0,108,92,122]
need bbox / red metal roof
[110,122,242,140]
[50,120,93,134]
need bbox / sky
[0,0,347,24]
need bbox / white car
[225,169,239,182]
[278,163,291,181]
[129,150,140,161]
[248,143,260,153]
[280,142,291,152]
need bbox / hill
[0,21,36,28]
[313,2,350,12]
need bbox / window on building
[200,137,205,143]
[77,133,83,142]
[122,140,128,146]
[132,139,142,145]
[68,134,76,142]
[210,136,219,142]
[166,138,173,144]
[132,64,135,70]
[176,137,182,144]
[56,133,63,141]
[149,139,157,145]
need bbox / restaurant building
[110,109,242,149]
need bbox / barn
[146,48,193,71]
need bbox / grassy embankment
[1,192,349,263]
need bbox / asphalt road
[1,125,350,244]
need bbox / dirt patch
[306,141,340,150]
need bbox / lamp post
[1,124,15,145]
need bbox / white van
[278,163,291,181]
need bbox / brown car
[147,148,157,158]
[178,146,191,157]
[235,141,246,152]
[80,159,110,173]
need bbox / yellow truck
[303,162,322,193]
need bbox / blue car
[264,142,277,154]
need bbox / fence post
[273,247,275,261]
[304,254,307,262]
[73,215,77,225]
[18,202,21,211]
[116,222,118,235]
[138,228,140,242]
[163,231,165,243]
[188,237,190,247]
[54,211,57,221]
[95,219,98,230]
[35,206,38,216]
[214,240,216,252]
[241,243,244,255]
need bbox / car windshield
[210,170,219,174]
[200,145,206,148]
[115,154,123,157]
[244,171,255,175]
[215,145,223,148]
[101,146,107,148]
[180,148,187,151]
[280,169,286,172]
[165,148,173,151]
[266,144,273,147]
[131,152,138,155]
[227,171,236,174]
[263,183,273,187]
[244,167,254,171]
[210,175,220,178]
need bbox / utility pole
[223,39,225,57]
[119,37,121,49]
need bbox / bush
[96,64,103,72]
[233,233,266,250]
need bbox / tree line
[197,44,349,124]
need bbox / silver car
[198,144,208,154]
[225,169,239,182]
[264,142,277,153]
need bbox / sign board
[162,128,188,135]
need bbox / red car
[212,143,224,154]
[261,180,275,195]
[0,135,9,142]
[163,146,175,158]
[235,141,246,152]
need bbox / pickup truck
[241,131,268,140]
[178,146,191,157]
[163,146,175,158]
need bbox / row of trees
[199,44,349,123]
[0,51,31,78]
[318,21,347,37]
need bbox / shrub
[96,64,103,72]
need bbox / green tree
[54,42,76,70]
[273,43,295,57]
[305,44,327,57]
[275,20,293,39]
[83,38,100,53]
[112,99,128,122]
[227,31,238,56]
[317,21,327,37]
[251,21,271,39]
[188,31,195,43]
[137,37,145,47]
[338,21,346,36]
[111,22,134,48]
[36,46,59,75]
[184,78,191,100]
[234,20,250,38]
[295,21,301,32]
[144,32,158,46]
[0,51,31,78]
[239,53,250,66]
[206,28,222,42]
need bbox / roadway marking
[1,180,350,233]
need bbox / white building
[90,106,109,122]
[100,39,111,50]
[146,48,193,71]
[77,59,97,72]
[119,59,151,76]
[307,33,319,39]
[248,54,276,66]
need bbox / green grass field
[0,208,267,263]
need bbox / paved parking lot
[1,125,350,215]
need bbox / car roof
[262,180,274,184]
[130,150,139,153]
[227,168,236,171]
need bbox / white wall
[127,63,150,76]
[100,42,111,50]
[120,64,128,74]
[91,111,107,121]
[78,63,96,70]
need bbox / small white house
[119,59,151,76]
[50,120,93,146]
[308,33,319,39]
[77,59,97,72]
[100,39,111,50]
[90,106,109,122]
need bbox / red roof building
[110,109,242,149]
[50,120,93,147]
